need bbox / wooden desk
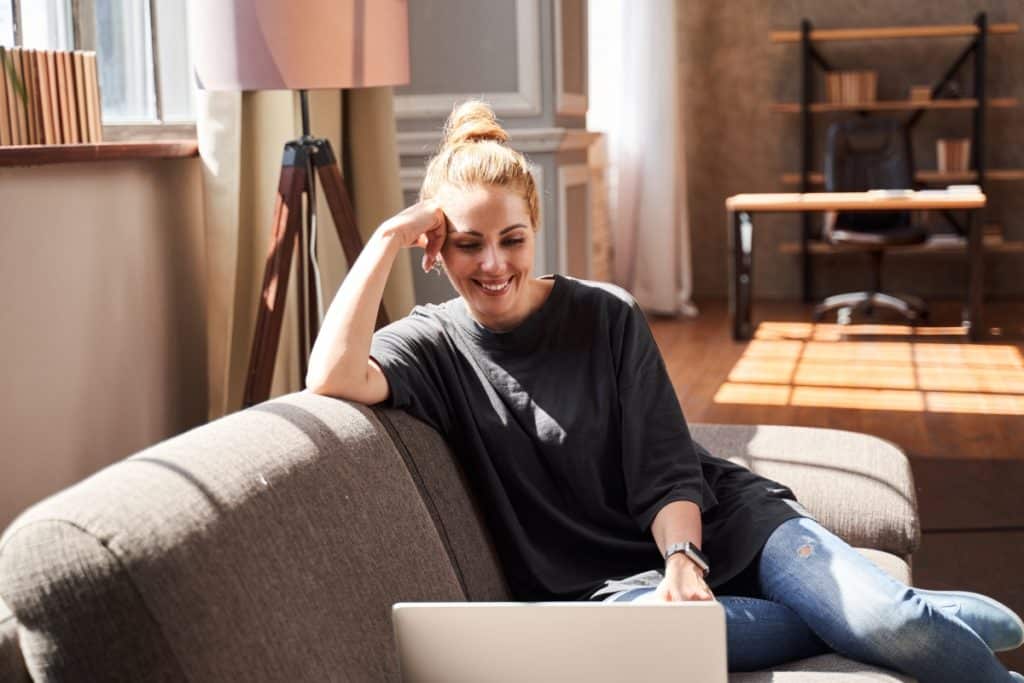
[726,191,987,340]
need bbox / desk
[726,191,987,341]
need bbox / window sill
[0,140,200,168]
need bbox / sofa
[0,391,920,682]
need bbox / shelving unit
[771,97,1017,113]
[774,12,1020,301]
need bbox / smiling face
[438,184,541,331]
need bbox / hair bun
[442,100,509,146]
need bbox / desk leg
[965,209,984,341]
[730,210,754,340]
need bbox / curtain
[588,0,697,316]
[196,88,414,420]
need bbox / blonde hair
[420,100,541,230]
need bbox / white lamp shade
[190,0,410,91]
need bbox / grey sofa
[0,391,919,682]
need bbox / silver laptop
[392,601,727,683]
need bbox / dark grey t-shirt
[370,274,806,601]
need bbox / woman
[307,100,1023,680]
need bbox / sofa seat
[0,392,921,682]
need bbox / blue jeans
[612,518,1015,681]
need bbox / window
[2,0,195,138]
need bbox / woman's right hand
[379,200,448,273]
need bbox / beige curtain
[196,88,415,420]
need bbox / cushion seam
[372,408,471,598]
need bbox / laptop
[392,601,727,683]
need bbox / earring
[432,259,445,276]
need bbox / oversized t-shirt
[369,274,807,601]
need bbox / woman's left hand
[654,555,715,602]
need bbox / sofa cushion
[0,392,466,682]
[730,653,914,681]
[690,424,919,560]
[0,596,29,683]
[856,548,910,585]
[374,408,511,601]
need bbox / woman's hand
[654,555,715,602]
[378,200,448,273]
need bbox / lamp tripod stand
[243,90,389,408]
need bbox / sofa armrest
[691,424,920,560]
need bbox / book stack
[824,70,878,105]
[0,46,103,147]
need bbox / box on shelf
[825,70,878,105]
[937,138,971,173]
[909,85,932,102]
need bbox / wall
[0,158,207,529]
[680,0,1024,300]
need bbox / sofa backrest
[0,392,506,682]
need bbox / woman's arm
[651,500,714,602]
[306,201,446,404]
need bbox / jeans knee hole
[797,543,814,559]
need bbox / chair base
[813,291,927,325]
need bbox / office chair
[813,118,928,325]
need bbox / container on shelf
[937,138,971,173]
[909,85,932,102]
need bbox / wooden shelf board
[0,141,199,167]
[782,170,1024,185]
[778,238,1024,255]
[771,23,1019,43]
[772,98,1017,113]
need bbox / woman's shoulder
[376,301,454,342]
[562,276,639,313]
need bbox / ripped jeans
[603,517,1016,681]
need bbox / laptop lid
[392,601,727,683]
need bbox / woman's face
[438,184,537,331]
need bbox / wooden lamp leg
[243,137,390,410]
[243,144,309,408]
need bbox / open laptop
[392,601,727,683]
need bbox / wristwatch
[664,541,710,577]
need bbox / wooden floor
[651,300,1024,670]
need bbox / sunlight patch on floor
[714,322,1024,415]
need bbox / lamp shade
[189,0,409,91]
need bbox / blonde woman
[307,101,1023,680]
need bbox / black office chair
[814,118,928,325]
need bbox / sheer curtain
[196,88,414,419]
[588,0,697,316]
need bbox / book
[10,47,28,144]
[24,48,43,145]
[84,52,102,142]
[37,49,55,144]
[45,50,61,144]
[54,48,71,143]
[0,47,12,146]
[73,52,89,143]
[62,51,80,143]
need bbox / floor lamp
[190,0,410,408]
